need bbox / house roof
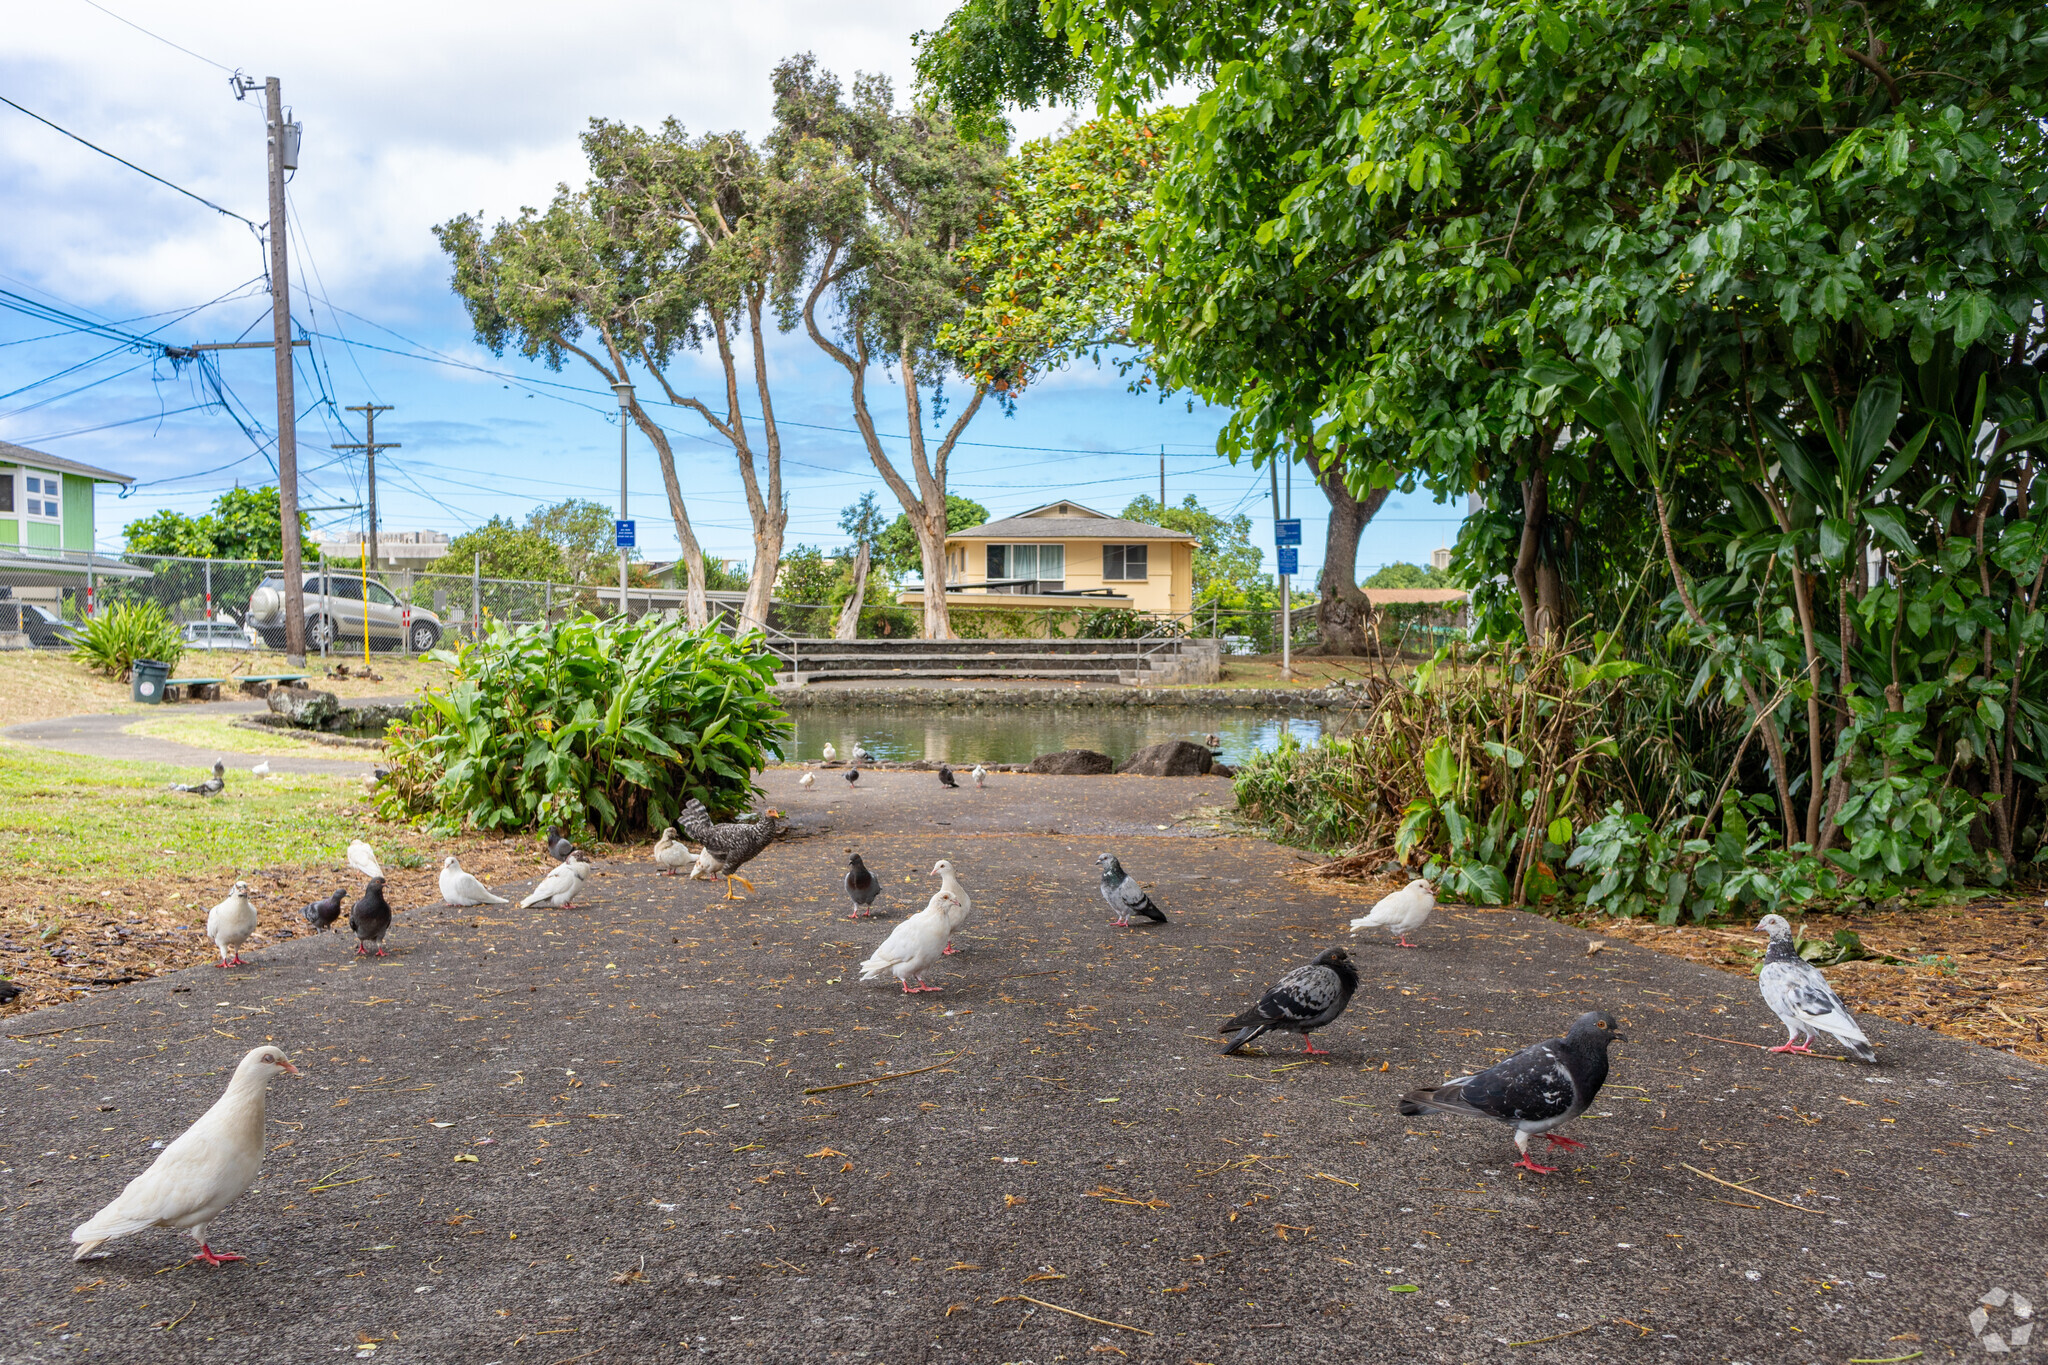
[1360,587,1469,604]
[950,515,1195,543]
[0,441,135,486]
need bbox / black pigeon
[544,825,575,861]
[843,767,860,787]
[1398,1010,1624,1174]
[1095,853,1167,927]
[938,764,958,788]
[845,853,881,920]
[168,760,227,796]
[0,979,22,1005]
[301,888,345,934]
[349,877,393,957]
[1219,948,1357,1055]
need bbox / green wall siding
[63,472,94,551]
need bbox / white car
[180,620,256,650]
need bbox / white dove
[71,1045,299,1264]
[439,855,508,906]
[346,839,383,880]
[204,881,258,968]
[250,760,270,776]
[687,846,722,881]
[1349,877,1436,948]
[972,765,987,789]
[799,771,816,790]
[652,827,694,877]
[928,859,973,954]
[858,888,956,993]
[519,850,590,909]
[821,742,837,761]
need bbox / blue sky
[0,0,1466,582]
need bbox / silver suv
[247,574,443,652]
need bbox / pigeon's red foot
[214,959,228,968]
[1299,1038,1330,1055]
[1396,938,1418,948]
[228,954,247,967]
[907,983,941,993]
[355,945,369,956]
[1511,1156,1559,1175]
[1768,1041,1815,1054]
[193,1244,244,1266]
[1543,1134,1586,1151]
[942,943,957,956]
[375,948,388,957]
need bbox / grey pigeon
[845,853,881,920]
[544,826,575,861]
[1755,914,1877,1062]
[300,889,344,934]
[1398,1010,1624,1173]
[349,878,393,957]
[853,745,872,763]
[168,760,226,796]
[1094,853,1167,928]
[1219,948,1357,1055]
[843,766,859,788]
[938,764,958,788]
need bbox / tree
[837,491,889,550]
[771,55,1008,639]
[525,498,627,585]
[1362,561,1448,591]
[123,486,309,561]
[874,495,988,577]
[1117,493,1259,599]
[423,518,569,584]
[911,0,1092,142]
[435,191,712,625]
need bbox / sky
[0,0,1467,583]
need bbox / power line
[0,93,260,228]
[75,0,236,73]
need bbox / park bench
[160,671,310,703]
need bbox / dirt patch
[0,652,139,729]
[2,831,573,1022]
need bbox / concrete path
[4,699,388,776]
[2,770,2041,1364]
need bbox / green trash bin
[131,658,170,704]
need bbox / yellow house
[897,499,1197,620]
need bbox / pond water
[780,706,1341,768]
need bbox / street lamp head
[611,381,635,413]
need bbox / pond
[779,706,1345,768]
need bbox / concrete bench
[161,672,310,703]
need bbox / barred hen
[679,800,786,901]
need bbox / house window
[0,471,12,513]
[985,544,1064,592]
[22,471,60,520]
[1102,544,1149,581]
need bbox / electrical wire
[0,93,259,227]
[75,0,236,73]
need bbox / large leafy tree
[124,486,310,561]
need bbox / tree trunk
[1306,459,1390,656]
[835,542,870,640]
[621,395,707,626]
[745,519,786,633]
[1511,462,1554,648]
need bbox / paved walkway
[2,769,2041,1363]
[4,698,397,776]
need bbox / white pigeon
[653,827,694,877]
[250,760,270,776]
[931,859,973,955]
[687,846,722,881]
[858,889,955,993]
[853,744,873,763]
[346,839,383,881]
[519,850,590,909]
[972,765,987,789]
[204,881,258,968]
[799,771,816,790]
[821,742,837,761]
[1349,877,1436,948]
[439,854,508,906]
[1755,914,1877,1062]
[71,1045,299,1264]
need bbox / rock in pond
[267,686,342,729]
[1115,740,1214,777]
[1026,748,1115,775]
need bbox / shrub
[1075,607,1185,639]
[374,613,788,838]
[71,601,182,678]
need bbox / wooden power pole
[335,404,398,573]
[263,76,307,664]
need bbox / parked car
[180,619,255,650]
[2,601,81,648]
[246,574,443,652]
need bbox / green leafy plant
[70,601,182,678]
[375,614,788,838]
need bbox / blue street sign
[614,519,636,548]
[1276,546,1299,576]
[1274,518,1302,547]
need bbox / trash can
[131,658,170,704]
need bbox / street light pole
[612,381,633,619]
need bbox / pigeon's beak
[278,1056,301,1076]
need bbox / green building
[0,440,147,616]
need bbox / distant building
[313,530,450,573]
[897,499,1198,619]
[1431,546,1452,572]
[0,441,148,636]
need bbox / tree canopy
[123,486,311,561]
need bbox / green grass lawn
[3,742,387,883]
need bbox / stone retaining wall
[769,682,1374,711]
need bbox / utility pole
[253,75,307,664]
[335,404,398,574]
[612,382,634,618]
[1159,446,1165,510]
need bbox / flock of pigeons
[97,757,1887,1269]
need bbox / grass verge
[123,714,378,758]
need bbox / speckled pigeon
[1219,948,1357,1055]
[1398,1010,1624,1173]
[845,853,881,920]
[1094,853,1167,928]
[1755,914,1876,1062]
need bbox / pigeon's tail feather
[1841,1032,1877,1064]
[1396,1088,1435,1117]
[1397,1081,1486,1121]
[1219,1003,1276,1034]
[71,1206,155,1257]
[1220,1024,1268,1055]
[1135,899,1167,924]
[857,951,904,982]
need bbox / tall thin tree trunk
[835,542,870,641]
[1308,458,1389,656]
[1511,463,1553,648]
